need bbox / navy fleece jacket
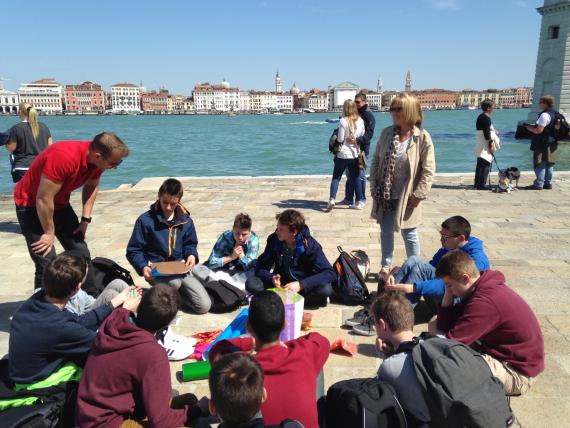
[126,202,199,276]
[415,236,490,296]
[255,226,335,292]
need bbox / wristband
[81,216,92,223]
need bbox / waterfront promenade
[0,172,569,426]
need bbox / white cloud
[428,0,460,10]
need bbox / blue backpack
[332,246,370,305]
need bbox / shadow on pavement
[0,221,21,234]
[0,301,25,333]
[272,199,327,212]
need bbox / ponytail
[18,102,40,140]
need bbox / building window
[548,25,559,39]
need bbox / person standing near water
[473,99,500,190]
[5,102,52,183]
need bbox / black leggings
[474,157,491,189]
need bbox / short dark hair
[276,209,305,234]
[158,178,183,199]
[480,99,494,112]
[209,353,264,424]
[90,132,129,158]
[539,95,555,108]
[441,216,471,239]
[371,291,414,332]
[248,291,284,343]
[43,254,87,299]
[136,283,180,332]
[355,92,367,101]
[233,213,252,230]
[435,250,479,280]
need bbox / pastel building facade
[18,78,64,114]
[0,89,19,114]
[64,81,105,112]
[111,83,142,113]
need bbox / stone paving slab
[1,172,570,427]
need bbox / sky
[0,0,545,94]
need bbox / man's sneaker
[324,199,335,212]
[345,308,369,327]
[543,183,552,189]
[156,326,197,361]
[337,199,352,206]
[352,316,376,336]
[349,201,365,210]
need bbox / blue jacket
[415,236,490,296]
[126,202,199,276]
[255,226,335,292]
[357,105,376,156]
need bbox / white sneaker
[156,326,197,361]
[349,201,365,210]
[324,199,335,212]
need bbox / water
[1,108,567,192]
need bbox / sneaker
[337,199,352,206]
[349,201,365,210]
[543,183,552,190]
[156,326,197,361]
[523,185,542,190]
[324,199,335,212]
[352,316,376,336]
[345,308,369,326]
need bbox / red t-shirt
[14,141,103,210]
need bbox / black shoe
[304,293,328,309]
[345,308,369,326]
[543,183,552,189]
[523,185,543,190]
[352,316,376,336]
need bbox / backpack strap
[393,336,420,355]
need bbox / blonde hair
[343,99,359,135]
[390,93,423,128]
[19,102,40,140]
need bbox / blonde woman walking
[370,93,435,276]
[6,102,52,182]
[325,99,365,211]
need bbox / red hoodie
[209,333,330,428]
[74,309,190,428]
[437,270,545,377]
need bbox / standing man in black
[473,99,499,190]
[341,92,376,207]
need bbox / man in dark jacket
[126,178,211,314]
[430,250,544,396]
[245,209,335,307]
[341,92,376,206]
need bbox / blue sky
[0,0,544,94]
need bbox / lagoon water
[1,108,567,192]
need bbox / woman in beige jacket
[369,93,435,275]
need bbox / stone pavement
[1,172,569,427]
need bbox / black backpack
[550,110,570,141]
[332,246,370,305]
[204,279,248,313]
[325,378,409,428]
[399,336,514,428]
[329,129,341,154]
[82,257,135,298]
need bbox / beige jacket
[369,125,436,231]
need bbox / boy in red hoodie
[430,250,544,396]
[74,283,198,428]
[209,291,330,428]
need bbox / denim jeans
[329,157,363,202]
[345,166,367,203]
[533,161,554,188]
[149,272,212,314]
[380,205,421,267]
[394,256,441,314]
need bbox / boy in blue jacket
[126,178,211,314]
[246,209,335,307]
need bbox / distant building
[381,91,399,109]
[250,91,276,112]
[111,83,142,113]
[515,87,533,106]
[141,89,169,112]
[330,81,360,110]
[275,71,282,93]
[405,68,412,93]
[413,89,457,110]
[193,80,240,112]
[0,89,19,114]
[18,78,64,114]
[239,91,251,112]
[64,81,104,112]
[301,89,328,111]
[359,88,382,111]
[276,92,294,112]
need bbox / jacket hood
[473,269,506,294]
[463,236,484,252]
[93,308,157,354]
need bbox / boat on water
[325,118,340,124]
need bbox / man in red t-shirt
[14,132,129,290]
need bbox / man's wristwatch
[81,216,92,223]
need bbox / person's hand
[385,283,414,294]
[272,274,281,288]
[31,233,55,256]
[122,294,142,312]
[142,266,153,281]
[489,145,496,155]
[406,194,421,209]
[347,137,356,145]
[171,393,198,409]
[232,245,244,259]
[185,255,196,268]
[110,286,136,308]
[73,221,89,239]
[375,338,394,356]
[284,281,303,293]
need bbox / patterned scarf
[374,127,402,212]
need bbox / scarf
[374,127,402,212]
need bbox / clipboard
[150,261,191,277]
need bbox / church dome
[291,82,300,95]
[221,78,230,89]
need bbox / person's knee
[193,298,211,314]
[311,282,333,297]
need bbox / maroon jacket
[437,270,544,377]
[209,333,330,428]
[74,309,191,428]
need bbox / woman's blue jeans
[380,204,421,267]
[329,157,363,202]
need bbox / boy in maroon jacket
[429,250,544,395]
[74,283,199,428]
[209,291,330,428]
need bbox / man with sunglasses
[13,132,129,290]
[351,216,490,335]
